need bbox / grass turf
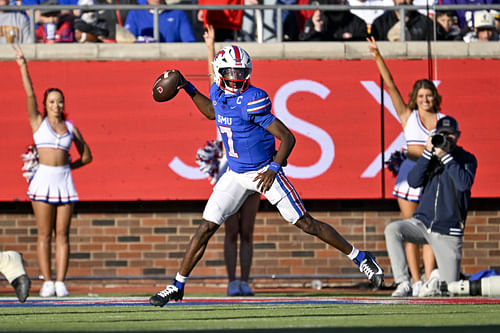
[1,302,500,332]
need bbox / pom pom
[21,144,39,183]
[196,140,224,185]
[386,149,407,177]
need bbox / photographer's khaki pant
[385,217,462,284]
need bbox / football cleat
[149,284,184,307]
[355,251,384,289]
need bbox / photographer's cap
[436,116,460,134]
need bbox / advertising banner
[1,58,498,201]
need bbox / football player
[150,45,384,307]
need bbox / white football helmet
[213,45,252,94]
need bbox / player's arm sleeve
[245,91,275,128]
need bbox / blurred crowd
[1,0,499,44]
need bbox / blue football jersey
[210,83,276,173]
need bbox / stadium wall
[1,200,499,290]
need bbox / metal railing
[2,4,500,43]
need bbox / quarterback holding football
[149,45,384,307]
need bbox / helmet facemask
[220,67,251,93]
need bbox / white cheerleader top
[404,110,445,146]
[33,118,74,151]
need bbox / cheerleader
[13,45,92,297]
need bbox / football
[152,70,180,102]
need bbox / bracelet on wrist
[268,161,281,174]
[184,82,196,98]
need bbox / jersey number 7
[219,126,239,158]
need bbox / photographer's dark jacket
[408,147,477,237]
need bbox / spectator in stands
[197,0,244,42]
[124,0,196,42]
[21,0,77,26]
[240,0,260,41]
[370,0,433,41]
[348,0,392,34]
[35,0,75,43]
[96,0,140,41]
[21,0,78,4]
[73,0,115,42]
[413,0,435,17]
[463,10,499,41]
[296,0,315,32]
[274,0,302,41]
[0,0,33,43]
[492,9,500,33]
[439,0,499,34]
[300,0,368,41]
[19,0,73,6]
[243,0,296,42]
[436,10,462,40]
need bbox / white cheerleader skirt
[28,164,78,204]
[392,158,421,202]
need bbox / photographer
[384,116,478,296]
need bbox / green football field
[2,295,500,332]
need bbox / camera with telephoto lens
[448,276,500,296]
[431,133,448,149]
